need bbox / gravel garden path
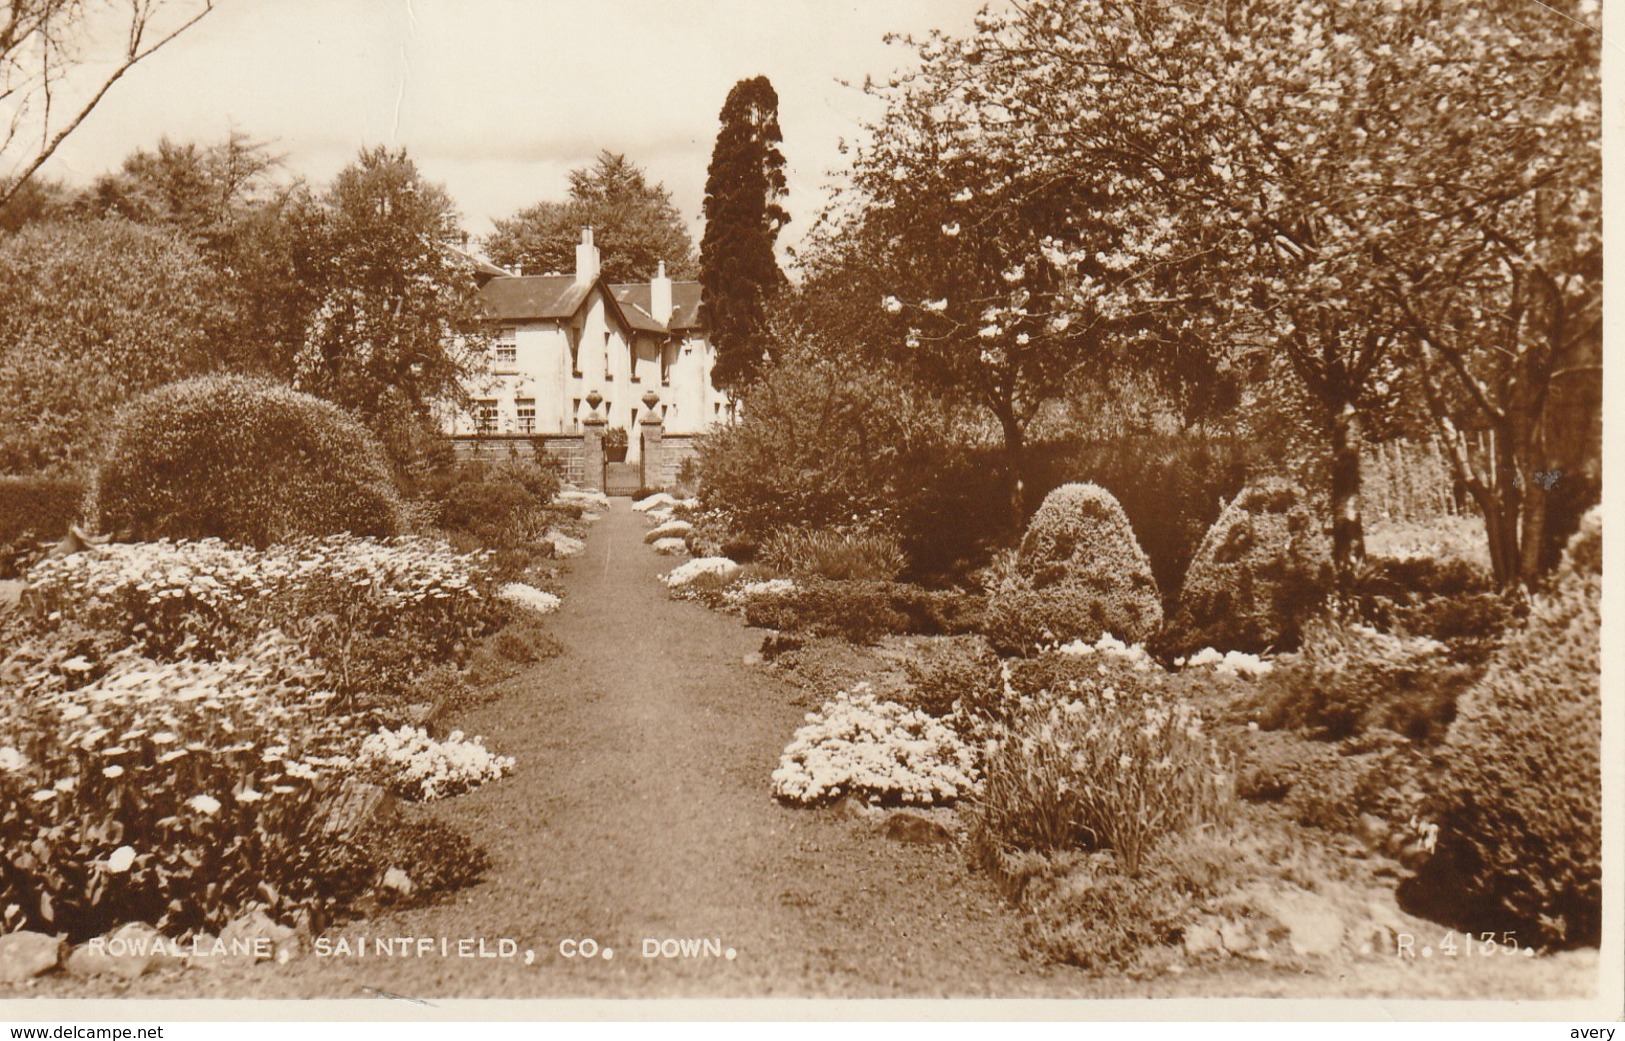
[12,501,1597,1003]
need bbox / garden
[0,375,594,981]
[647,452,1601,977]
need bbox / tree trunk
[1329,400,1367,583]
[995,403,1027,530]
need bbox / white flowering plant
[973,673,1234,876]
[498,582,561,616]
[720,577,798,614]
[357,725,514,801]
[0,631,369,939]
[662,556,740,589]
[772,683,980,807]
[25,535,501,706]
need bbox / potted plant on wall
[604,425,629,463]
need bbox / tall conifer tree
[699,76,788,394]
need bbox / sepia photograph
[0,0,1615,1022]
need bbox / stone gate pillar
[581,413,607,492]
[640,408,664,491]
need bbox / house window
[568,325,582,377]
[571,398,581,432]
[494,326,517,367]
[515,398,536,435]
[475,399,498,434]
[660,344,672,386]
[603,331,611,376]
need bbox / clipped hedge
[1400,509,1602,949]
[93,375,404,546]
[742,579,986,644]
[1164,479,1331,656]
[984,483,1162,654]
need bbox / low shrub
[1164,479,1332,656]
[1251,617,1480,743]
[898,637,1002,718]
[1349,555,1517,661]
[490,613,563,666]
[93,375,405,546]
[423,457,562,550]
[983,582,1159,657]
[694,351,933,559]
[984,484,1162,654]
[759,528,906,582]
[0,476,84,577]
[1402,510,1602,949]
[970,673,1234,876]
[744,579,909,645]
[770,683,980,806]
[366,815,492,907]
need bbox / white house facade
[449,229,728,463]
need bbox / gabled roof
[481,273,706,336]
[481,275,594,321]
[610,282,704,331]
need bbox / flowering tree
[814,22,1230,523]
[1374,1,1601,589]
[841,0,1598,582]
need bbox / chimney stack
[650,260,673,325]
[574,227,600,284]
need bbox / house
[447,228,728,465]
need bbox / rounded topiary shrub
[93,375,404,546]
[1400,509,1601,949]
[1164,479,1331,655]
[984,483,1162,654]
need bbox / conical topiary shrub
[1399,508,1601,949]
[93,374,405,546]
[983,483,1162,654]
[1164,479,1331,655]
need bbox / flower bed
[24,535,500,706]
[2,530,525,942]
[771,683,980,806]
[0,632,365,939]
[973,674,1234,875]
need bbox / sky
[28,0,992,260]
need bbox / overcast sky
[33,0,990,260]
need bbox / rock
[218,910,299,965]
[65,923,164,980]
[1357,812,1391,849]
[0,931,64,982]
[1182,920,1223,957]
[1220,918,1256,953]
[881,812,954,846]
[742,652,764,667]
[382,867,414,897]
[759,632,804,659]
[830,794,876,820]
[1263,891,1346,956]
